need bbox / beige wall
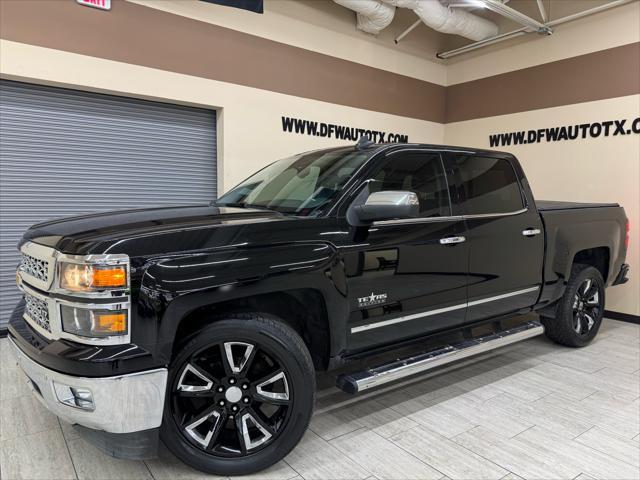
[445,95,640,316]
[0,40,444,192]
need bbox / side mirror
[350,191,419,225]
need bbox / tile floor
[1,318,639,480]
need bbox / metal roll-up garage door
[0,80,217,328]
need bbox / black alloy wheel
[572,277,602,336]
[161,314,315,475]
[542,263,605,348]
[171,340,291,456]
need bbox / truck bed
[537,200,619,211]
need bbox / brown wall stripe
[0,0,446,123]
[0,1,638,124]
[446,42,640,123]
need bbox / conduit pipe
[536,0,548,22]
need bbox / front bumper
[8,336,167,434]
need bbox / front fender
[139,242,348,365]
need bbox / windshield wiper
[213,201,280,213]
[212,201,246,208]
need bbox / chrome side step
[336,321,544,394]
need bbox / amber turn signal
[60,262,127,291]
[96,312,127,334]
[60,305,128,338]
[92,267,127,288]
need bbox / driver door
[340,150,469,353]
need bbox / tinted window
[216,149,369,216]
[454,155,524,215]
[370,153,451,217]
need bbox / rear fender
[539,215,622,306]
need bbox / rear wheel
[161,314,315,475]
[542,263,605,347]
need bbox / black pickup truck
[9,140,629,475]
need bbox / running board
[336,321,544,394]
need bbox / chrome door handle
[522,228,541,237]
[440,236,466,245]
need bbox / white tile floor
[1,318,639,480]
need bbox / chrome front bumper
[8,337,167,434]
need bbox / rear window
[454,155,524,215]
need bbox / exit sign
[77,0,111,10]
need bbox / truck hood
[21,205,287,255]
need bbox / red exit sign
[77,0,111,10]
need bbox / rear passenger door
[449,154,544,322]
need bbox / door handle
[440,236,466,245]
[522,228,541,237]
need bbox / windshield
[215,149,369,216]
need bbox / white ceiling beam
[436,0,634,59]
[536,0,548,22]
[480,0,552,34]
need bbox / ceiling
[283,0,621,62]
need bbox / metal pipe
[536,0,548,22]
[394,18,422,44]
[482,0,551,33]
[436,0,634,59]
[546,0,633,27]
[436,28,527,59]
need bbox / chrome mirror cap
[349,190,420,225]
[364,191,419,207]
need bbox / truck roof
[297,141,515,161]
[349,140,515,158]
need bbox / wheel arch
[572,247,610,283]
[141,242,349,370]
[171,289,332,371]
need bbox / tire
[542,263,605,348]
[160,313,315,476]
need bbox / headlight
[61,305,128,337]
[59,262,127,292]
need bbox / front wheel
[161,314,315,476]
[542,263,605,347]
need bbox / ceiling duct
[333,0,396,35]
[334,0,498,41]
[385,0,498,41]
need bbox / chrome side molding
[372,208,529,227]
[351,286,539,334]
[336,321,544,394]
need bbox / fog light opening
[53,382,95,411]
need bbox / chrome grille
[19,253,49,283]
[24,292,51,333]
